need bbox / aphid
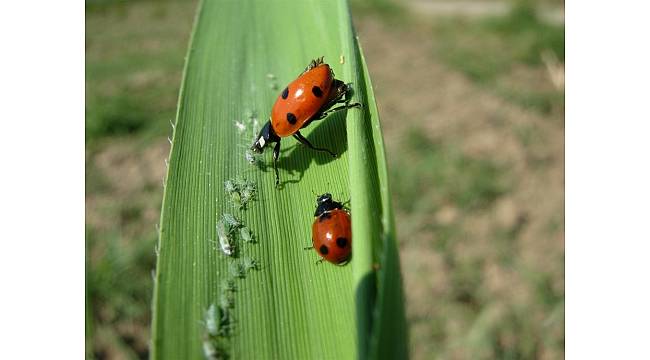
[222,213,242,229]
[220,278,236,293]
[240,226,254,243]
[339,54,345,64]
[204,303,219,337]
[224,177,257,209]
[202,304,230,359]
[310,193,352,264]
[218,307,235,336]
[242,256,259,271]
[230,191,243,209]
[231,177,246,188]
[234,120,246,132]
[224,179,237,194]
[240,185,256,205]
[219,291,234,310]
[266,73,276,80]
[228,261,245,278]
[216,219,234,256]
[202,337,218,360]
[251,57,362,186]
[239,178,258,208]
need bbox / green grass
[486,3,564,62]
[150,0,406,359]
[85,2,201,357]
[432,1,564,114]
[350,0,407,24]
[391,129,506,215]
[387,124,563,358]
[86,227,158,355]
[85,0,194,146]
[435,3,563,83]
[86,94,153,139]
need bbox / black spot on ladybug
[287,112,297,124]
[281,87,289,99]
[312,86,323,97]
[336,237,348,248]
[318,212,332,222]
[319,244,329,255]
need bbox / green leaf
[151,0,407,359]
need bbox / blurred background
[85,0,564,358]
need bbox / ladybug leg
[272,141,281,187]
[320,103,363,119]
[303,245,314,250]
[293,131,337,157]
[303,100,363,121]
[330,80,358,106]
[305,81,360,122]
[315,258,324,265]
[302,56,325,74]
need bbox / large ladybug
[250,57,361,186]
[309,193,352,265]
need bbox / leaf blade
[151,1,406,359]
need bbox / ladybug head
[314,193,344,217]
[316,193,333,205]
[251,120,279,153]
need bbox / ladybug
[309,193,352,265]
[250,57,361,186]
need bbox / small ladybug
[250,57,361,186]
[310,193,352,265]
